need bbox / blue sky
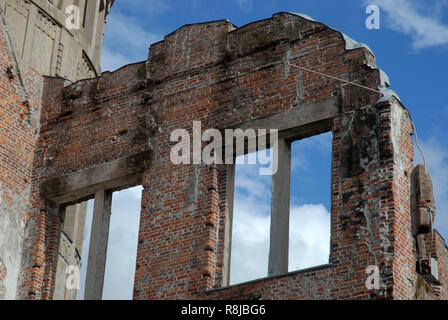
[97,0,448,292]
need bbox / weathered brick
[1,11,448,300]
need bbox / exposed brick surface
[0,15,44,300]
[19,62,151,299]
[133,15,380,299]
[1,12,448,300]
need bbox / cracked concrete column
[223,165,235,287]
[268,138,291,276]
[84,190,112,300]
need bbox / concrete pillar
[84,190,112,300]
[268,138,291,276]
[222,165,235,287]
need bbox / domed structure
[1,0,114,81]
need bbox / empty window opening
[72,186,142,300]
[226,131,333,286]
[229,150,273,285]
[289,132,332,272]
[102,186,142,300]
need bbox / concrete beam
[239,96,338,138]
[41,152,149,205]
[84,189,112,300]
[222,97,337,159]
[268,138,291,276]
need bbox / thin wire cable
[290,63,428,170]
[411,121,427,170]
[288,63,430,175]
[288,63,382,95]
[113,1,120,17]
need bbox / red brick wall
[133,14,389,299]
[0,19,43,300]
[18,62,152,299]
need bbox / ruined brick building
[0,0,113,300]
[0,0,447,300]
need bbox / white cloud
[229,199,270,284]
[230,155,330,285]
[101,14,163,71]
[101,50,137,72]
[234,163,272,195]
[366,0,448,49]
[237,0,254,12]
[289,204,331,271]
[102,187,142,300]
[229,156,271,284]
[229,201,331,285]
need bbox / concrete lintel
[41,152,149,205]
[222,97,337,159]
[239,96,337,134]
[268,138,291,276]
[84,189,112,300]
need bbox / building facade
[0,6,447,300]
